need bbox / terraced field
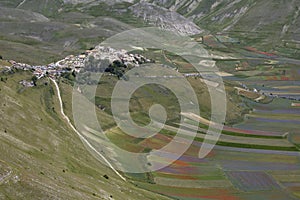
[57,40,300,199]
[1,0,300,199]
[73,67,299,199]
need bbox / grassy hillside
[0,0,299,64]
[0,70,171,200]
[1,1,300,199]
[0,2,143,65]
[154,0,300,55]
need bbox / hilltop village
[2,46,152,87]
[1,45,299,104]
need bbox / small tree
[0,77,7,83]
[31,75,38,86]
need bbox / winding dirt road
[50,78,126,181]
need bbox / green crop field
[1,0,300,199]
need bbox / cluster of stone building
[88,46,152,68]
[4,46,152,87]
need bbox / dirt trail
[16,0,27,8]
[50,78,126,181]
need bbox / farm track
[50,78,126,181]
[16,0,27,8]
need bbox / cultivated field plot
[269,170,300,199]
[154,177,232,189]
[107,126,300,200]
[225,171,280,192]
[234,97,300,134]
[137,142,300,199]
[179,112,298,151]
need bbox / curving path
[16,0,27,8]
[50,78,126,181]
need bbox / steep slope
[0,70,170,200]
[1,0,299,63]
[144,0,300,51]
[16,0,63,16]
[129,2,202,35]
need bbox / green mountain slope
[1,0,299,63]
[0,70,170,200]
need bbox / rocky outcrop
[129,2,202,36]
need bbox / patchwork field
[69,52,300,199]
[1,0,300,199]
[101,115,299,199]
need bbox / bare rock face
[129,2,202,36]
[62,0,134,5]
